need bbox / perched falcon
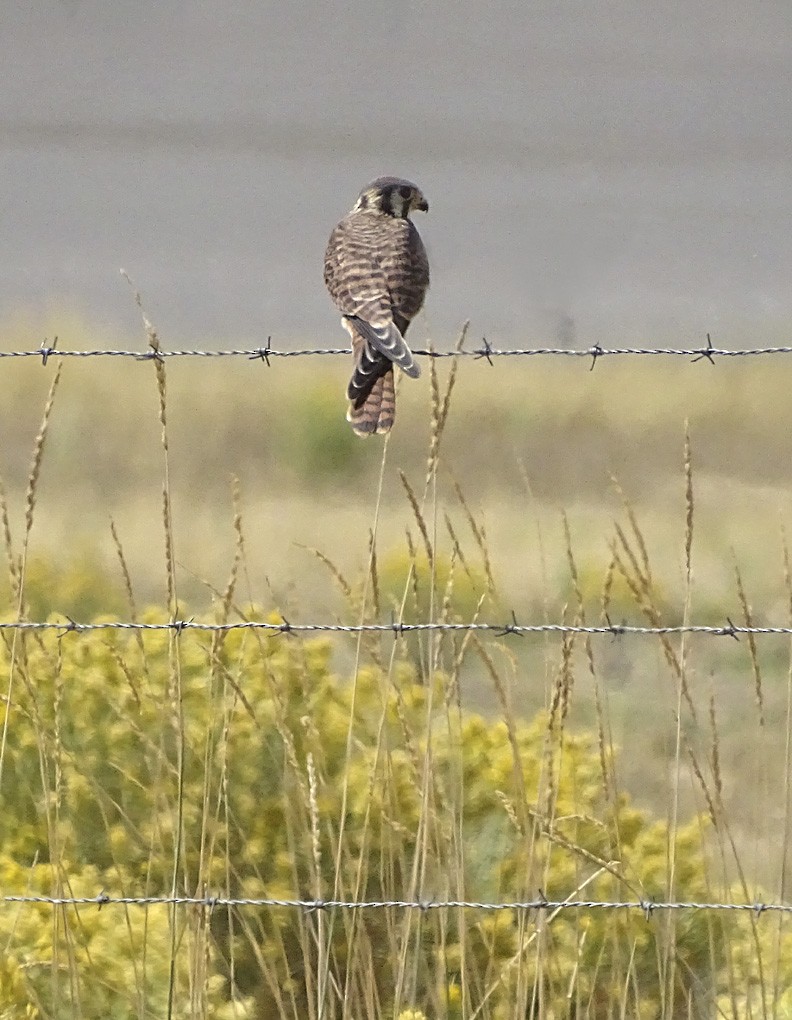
[324,176,430,435]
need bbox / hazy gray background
[1,1,791,348]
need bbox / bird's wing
[345,316,419,378]
[324,215,420,378]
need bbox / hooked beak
[414,194,429,213]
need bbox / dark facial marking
[380,186,396,216]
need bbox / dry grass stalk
[215,480,244,623]
[779,527,792,910]
[768,525,792,1020]
[496,789,525,837]
[368,527,381,621]
[297,544,353,601]
[612,521,651,603]
[611,475,654,590]
[548,603,575,731]
[526,809,628,888]
[451,477,496,596]
[109,517,151,685]
[708,688,723,802]
[433,545,457,671]
[684,422,694,585]
[444,512,475,583]
[110,517,139,621]
[592,678,616,816]
[565,514,620,826]
[0,361,62,795]
[23,362,62,541]
[610,536,697,720]
[0,475,19,603]
[307,753,330,1020]
[600,552,617,624]
[399,469,433,566]
[472,635,529,827]
[732,556,765,726]
[123,274,188,1017]
[446,591,486,711]
[469,867,610,1020]
[425,322,468,486]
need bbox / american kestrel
[324,176,430,435]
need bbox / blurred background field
[4,313,792,833]
[4,315,792,619]
[4,312,792,1015]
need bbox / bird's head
[353,177,429,218]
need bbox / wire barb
[249,336,273,366]
[691,332,716,365]
[474,337,494,365]
[57,616,79,642]
[39,335,58,366]
[588,343,604,371]
[496,610,524,638]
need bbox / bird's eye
[399,185,412,200]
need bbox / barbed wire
[0,616,785,638]
[2,341,788,938]
[9,335,792,367]
[1,892,790,917]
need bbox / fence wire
[7,337,792,365]
[0,617,787,638]
[2,335,789,928]
[1,893,790,917]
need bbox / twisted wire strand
[0,618,784,637]
[10,341,792,363]
[0,892,788,915]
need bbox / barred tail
[346,367,396,435]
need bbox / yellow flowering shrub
[0,577,780,1017]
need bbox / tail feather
[344,321,398,436]
[346,369,395,435]
[344,315,420,379]
[346,330,390,404]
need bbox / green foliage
[0,562,782,1018]
[283,381,367,480]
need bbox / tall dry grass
[2,311,792,1016]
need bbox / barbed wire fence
[10,332,792,365]
[1,893,790,917]
[0,618,789,638]
[3,336,792,927]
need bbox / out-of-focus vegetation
[1,318,792,622]
[2,574,791,1019]
[2,315,792,1016]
